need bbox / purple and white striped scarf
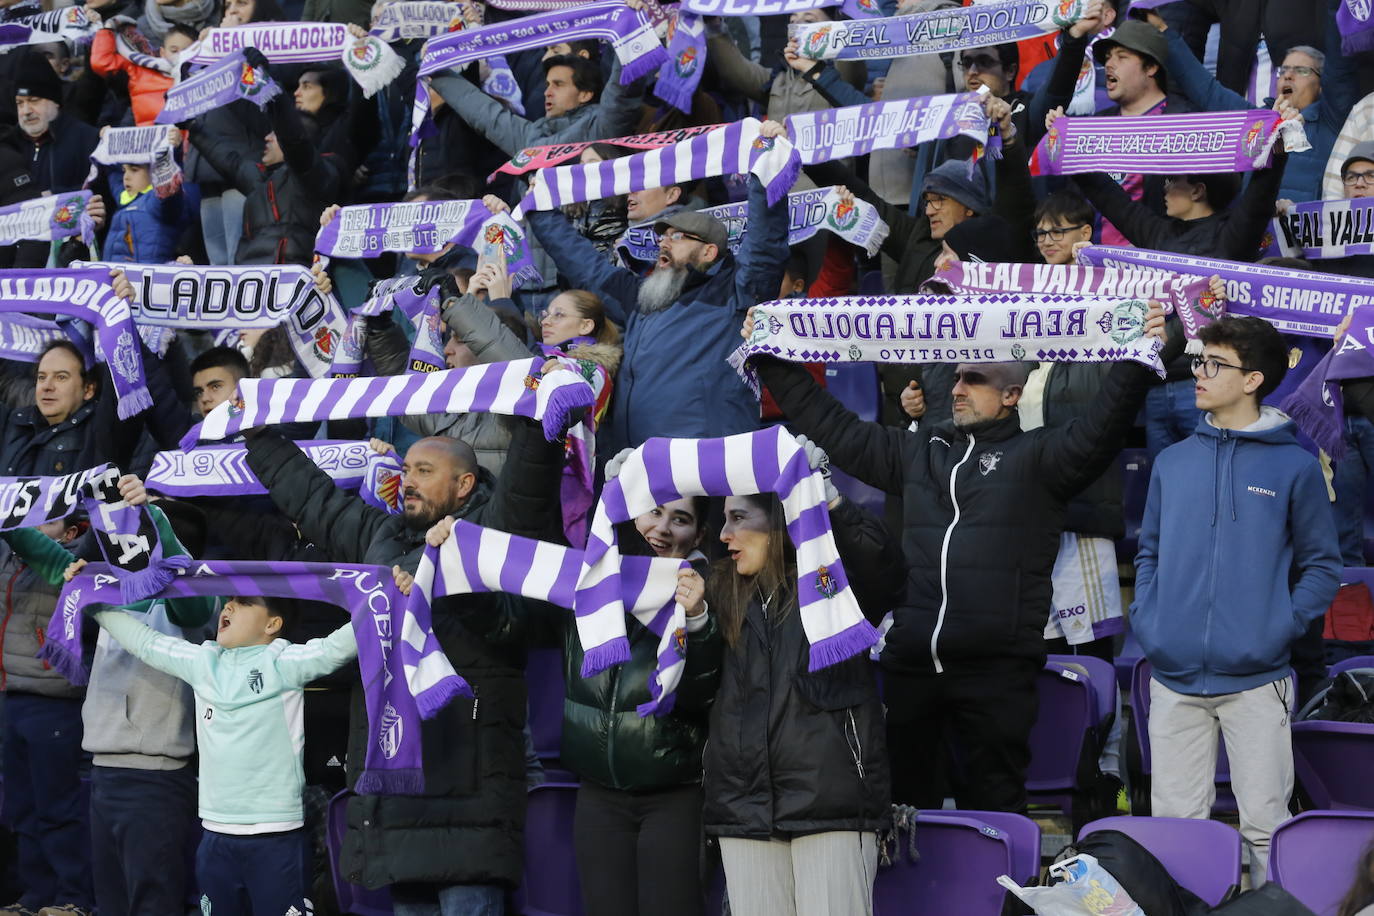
[1282,306,1374,458]
[729,293,1165,393]
[146,440,375,497]
[78,262,348,379]
[155,50,281,124]
[1076,244,1371,338]
[616,185,889,262]
[790,0,1078,61]
[1030,109,1308,176]
[1267,197,1374,260]
[181,358,596,448]
[88,126,182,199]
[492,124,720,179]
[190,23,403,96]
[51,560,465,795]
[515,117,801,216]
[422,519,690,713]
[682,0,880,16]
[0,7,95,51]
[1338,0,1374,54]
[0,269,151,418]
[0,191,94,246]
[369,1,461,41]
[785,92,993,165]
[582,428,877,677]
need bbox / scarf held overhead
[155,50,281,124]
[515,117,801,216]
[146,440,375,496]
[582,427,877,678]
[785,92,993,164]
[790,0,1080,61]
[0,191,94,246]
[182,357,596,448]
[1281,306,1374,458]
[1338,0,1374,54]
[1030,109,1308,176]
[190,23,403,96]
[729,293,1164,394]
[50,560,465,796]
[1267,196,1374,260]
[370,1,462,41]
[89,126,182,199]
[492,124,720,179]
[0,7,95,52]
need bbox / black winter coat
[0,112,99,193]
[755,351,1170,674]
[244,419,565,890]
[1039,362,1125,541]
[0,142,47,269]
[702,497,901,838]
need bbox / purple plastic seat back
[1117,449,1150,563]
[1341,566,1374,596]
[1329,654,1374,677]
[1027,660,1100,795]
[326,791,394,916]
[1078,816,1241,906]
[873,811,1040,916]
[817,364,887,514]
[527,646,565,762]
[515,781,584,916]
[1268,810,1374,913]
[1292,720,1374,809]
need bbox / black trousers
[884,658,1042,814]
[1158,0,1326,94]
[573,781,705,916]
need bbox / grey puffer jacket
[0,536,80,699]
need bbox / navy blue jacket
[1131,409,1341,696]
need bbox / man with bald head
[242,417,564,909]
[748,307,1176,815]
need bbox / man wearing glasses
[1130,315,1339,879]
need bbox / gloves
[794,434,839,505]
[603,447,635,481]
[242,46,271,74]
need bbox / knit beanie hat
[14,53,63,106]
[921,159,991,215]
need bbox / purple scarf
[155,50,281,124]
[1031,109,1304,176]
[1267,196,1374,260]
[1282,307,1374,458]
[145,440,380,497]
[492,124,720,179]
[785,93,994,164]
[789,0,1073,61]
[0,191,95,246]
[1338,0,1374,54]
[52,560,467,795]
[0,270,150,418]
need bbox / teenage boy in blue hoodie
[1131,315,1341,877]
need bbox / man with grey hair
[746,306,1176,814]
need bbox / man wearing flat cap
[1,51,98,194]
[522,121,793,453]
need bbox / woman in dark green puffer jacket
[557,489,723,916]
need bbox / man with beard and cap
[744,291,1180,815]
[0,52,98,194]
[238,416,566,910]
[522,121,792,454]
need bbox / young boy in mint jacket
[91,587,357,915]
[1131,315,1341,878]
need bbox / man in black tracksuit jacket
[752,318,1179,813]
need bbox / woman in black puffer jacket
[701,484,901,916]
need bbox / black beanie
[14,52,63,106]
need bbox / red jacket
[91,29,173,126]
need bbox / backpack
[1297,669,1374,723]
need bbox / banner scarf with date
[615,186,889,262]
[728,293,1165,396]
[1030,108,1308,176]
[0,269,150,417]
[789,0,1080,62]
[88,126,182,199]
[78,262,348,379]
[581,427,876,678]
[1338,0,1374,54]
[926,260,1220,352]
[492,123,720,179]
[785,91,994,165]
[1265,196,1374,260]
[417,519,690,713]
[0,7,95,52]
[1075,244,1374,338]
[155,50,281,124]
[189,23,403,96]
[515,117,800,216]
[145,439,397,504]
[1282,306,1374,459]
[181,357,596,448]
[0,191,94,246]
[49,560,464,795]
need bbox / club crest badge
[979,450,1002,476]
[51,195,83,230]
[523,373,541,391]
[827,198,860,233]
[1109,300,1146,344]
[675,45,699,78]
[1051,0,1083,28]
[802,25,831,58]
[815,565,838,599]
[672,627,687,658]
[1348,0,1371,22]
[239,63,264,97]
[1242,119,1267,159]
[312,326,339,361]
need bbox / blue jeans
[1,693,91,910]
[1332,414,1374,566]
[392,884,505,915]
[199,189,246,266]
[1145,378,1203,459]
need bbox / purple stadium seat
[873,811,1040,916]
[1078,816,1242,906]
[1028,656,1117,825]
[527,646,565,762]
[1116,449,1151,563]
[1267,810,1374,913]
[514,781,584,916]
[1125,658,1235,815]
[325,791,394,916]
[1292,720,1374,809]
[1329,654,1374,677]
[816,363,887,515]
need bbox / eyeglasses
[1191,356,1255,378]
[660,229,705,244]
[539,308,573,323]
[1343,169,1374,186]
[1031,224,1087,242]
[921,192,952,209]
[959,54,1001,71]
[1277,65,1320,78]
